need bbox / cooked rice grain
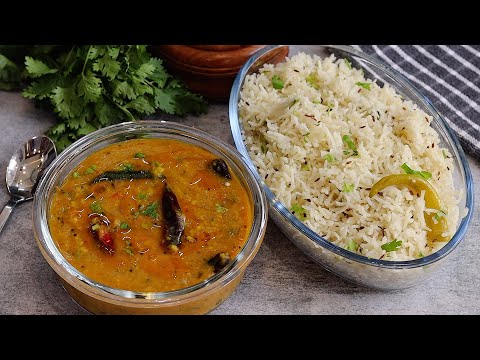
[239,52,463,261]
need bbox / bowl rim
[229,44,474,270]
[32,120,268,305]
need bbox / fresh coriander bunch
[0,45,208,151]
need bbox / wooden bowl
[150,45,289,101]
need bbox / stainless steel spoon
[0,136,57,234]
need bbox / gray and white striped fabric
[353,45,480,158]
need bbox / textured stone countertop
[0,91,478,315]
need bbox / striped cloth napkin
[353,45,480,158]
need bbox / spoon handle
[0,198,20,234]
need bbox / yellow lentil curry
[49,139,253,292]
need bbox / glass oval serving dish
[229,45,474,290]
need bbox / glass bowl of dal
[33,120,268,314]
[229,45,474,290]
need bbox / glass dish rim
[229,44,474,270]
[32,120,268,305]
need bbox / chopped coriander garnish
[216,203,228,213]
[306,72,320,90]
[90,201,102,213]
[356,82,371,90]
[290,203,306,219]
[434,210,447,221]
[344,59,352,69]
[85,165,97,174]
[323,154,336,163]
[303,132,310,143]
[137,193,147,200]
[135,152,145,159]
[343,183,355,193]
[272,75,284,89]
[139,202,158,218]
[120,222,130,230]
[346,239,358,252]
[401,163,432,180]
[342,135,358,156]
[121,163,134,171]
[381,239,402,252]
[259,134,268,154]
[418,252,425,258]
[261,143,267,154]
[72,171,81,178]
[151,161,164,178]
[124,247,134,256]
[401,162,416,174]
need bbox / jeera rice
[238,52,466,261]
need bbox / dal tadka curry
[49,138,253,292]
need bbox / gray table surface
[0,90,478,315]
